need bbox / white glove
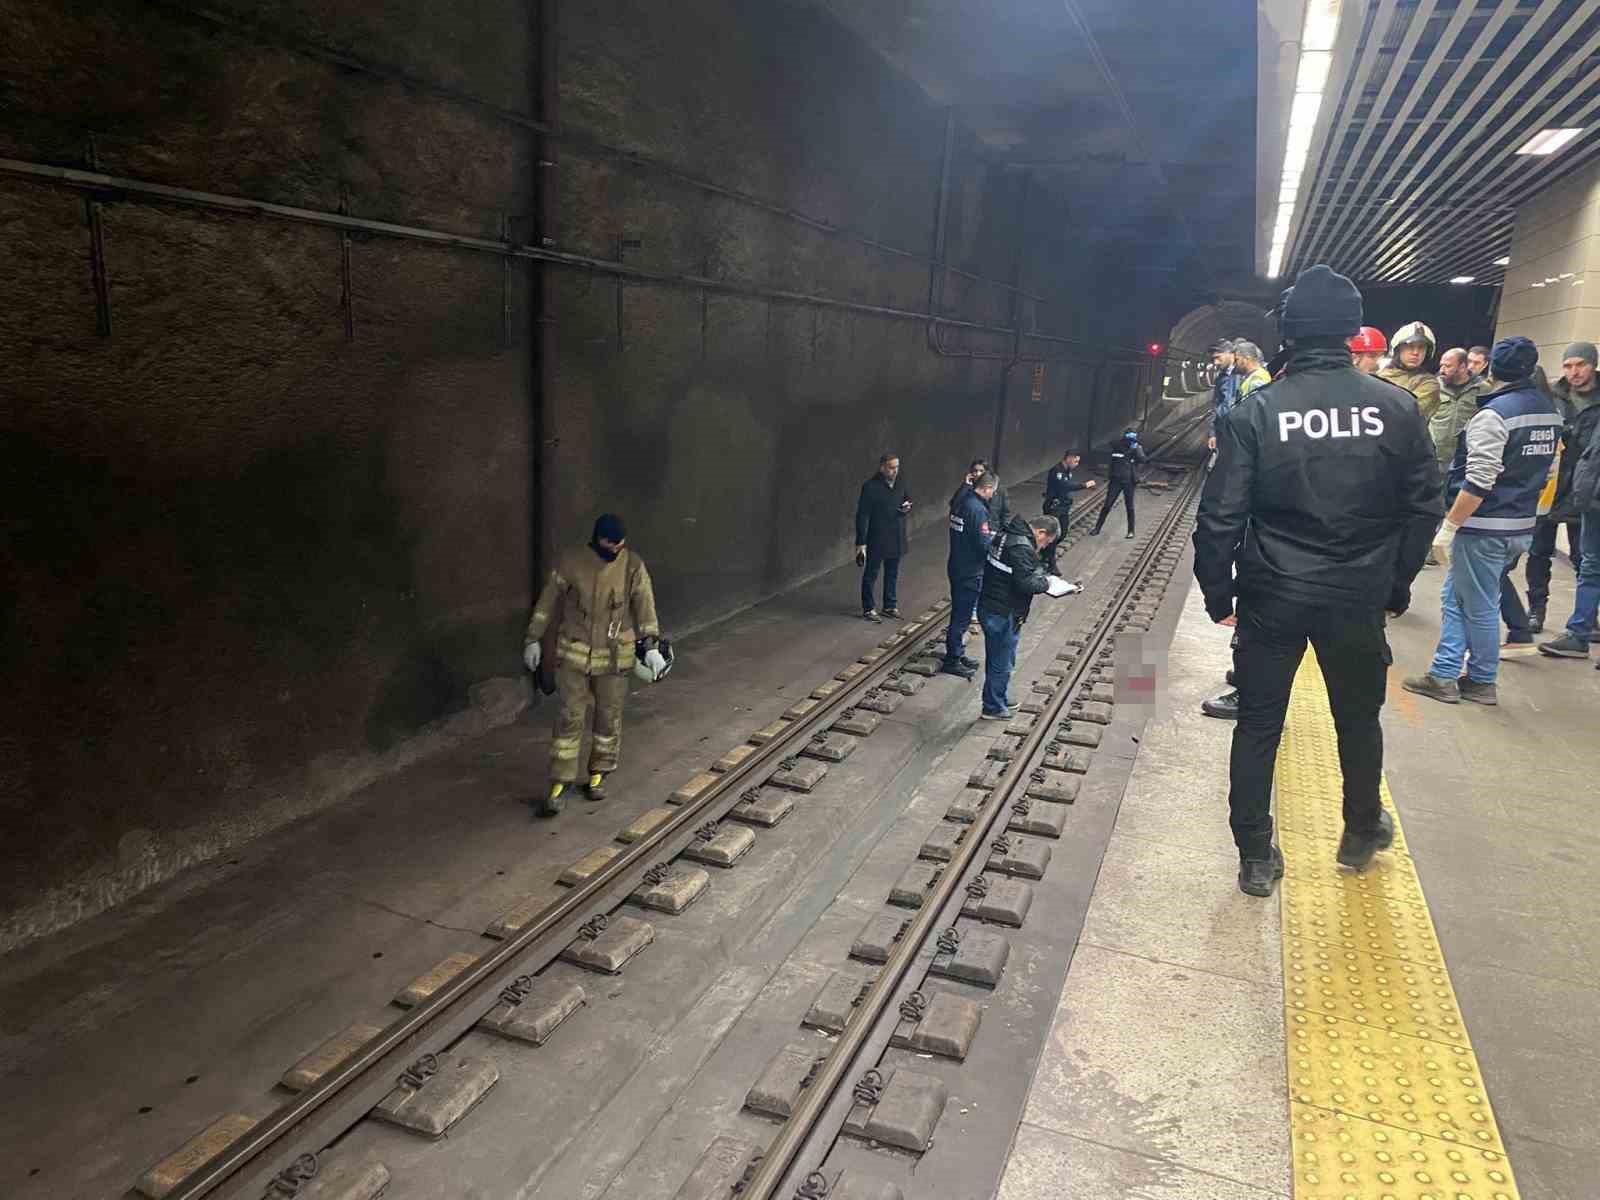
[523,641,541,672]
[1432,520,1458,564]
[642,647,668,681]
[1045,575,1081,598]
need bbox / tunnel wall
[0,0,1155,947]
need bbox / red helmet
[1348,326,1387,354]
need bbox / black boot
[1201,689,1239,719]
[1336,809,1395,870]
[1238,846,1284,897]
[958,655,980,670]
[938,658,976,681]
[1527,606,1545,634]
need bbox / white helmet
[1390,321,1436,359]
[633,638,674,683]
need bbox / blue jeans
[1564,515,1598,637]
[1431,533,1530,684]
[946,576,981,662]
[861,551,899,614]
[980,610,1019,715]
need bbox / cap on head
[1490,336,1538,382]
[1278,264,1363,340]
[1563,341,1598,368]
[592,513,627,544]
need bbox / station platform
[997,559,1597,1200]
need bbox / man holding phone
[855,452,913,622]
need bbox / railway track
[730,460,1206,1199]
[140,418,1209,1200]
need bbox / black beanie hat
[1279,264,1363,340]
[1490,336,1538,382]
[592,513,627,544]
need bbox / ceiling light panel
[1515,127,1584,155]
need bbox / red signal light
[1148,342,1163,354]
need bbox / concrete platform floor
[996,553,1599,1200]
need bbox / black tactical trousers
[1092,480,1135,533]
[1228,593,1389,861]
[1525,515,1582,611]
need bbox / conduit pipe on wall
[0,156,1119,354]
[139,0,1053,306]
[534,0,559,596]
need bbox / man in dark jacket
[1403,338,1561,703]
[1194,264,1441,897]
[854,453,912,622]
[951,457,1011,532]
[1538,341,1600,658]
[1041,450,1096,572]
[1209,339,1238,452]
[1089,430,1148,538]
[978,513,1079,718]
[942,471,998,679]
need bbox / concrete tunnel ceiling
[813,0,1263,296]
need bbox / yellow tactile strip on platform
[1276,654,1521,1199]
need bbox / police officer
[523,514,669,816]
[1041,450,1095,573]
[1193,265,1441,896]
[978,512,1080,719]
[1089,430,1147,538]
[941,471,998,680]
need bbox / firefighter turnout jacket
[525,545,660,676]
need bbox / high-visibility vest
[1537,442,1561,516]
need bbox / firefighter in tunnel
[523,514,670,816]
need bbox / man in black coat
[1194,264,1440,898]
[855,453,913,622]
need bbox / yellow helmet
[1390,321,1436,358]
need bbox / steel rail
[741,464,1206,1199]
[156,431,1204,1200]
[165,596,958,1200]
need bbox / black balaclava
[591,513,626,561]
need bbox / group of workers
[1195,262,1599,897]
[512,269,1595,852]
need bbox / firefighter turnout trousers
[551,667,630,783]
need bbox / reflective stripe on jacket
[525,546,660,676]
[1444,381,1562,538]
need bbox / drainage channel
[135,424,1208,1200]
[704,463,1206,1200]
